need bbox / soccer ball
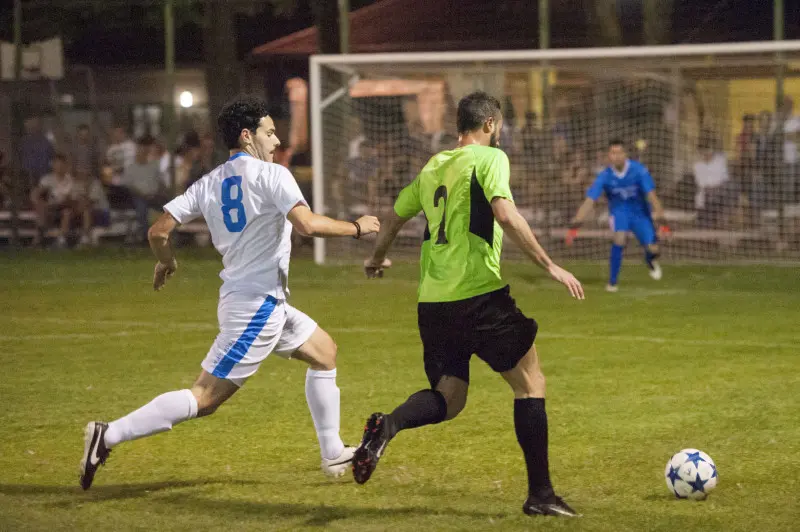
[665,449,718,500]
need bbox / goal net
[310,42,800,264]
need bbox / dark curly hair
[217,95,271,150]
[456,91,502,134]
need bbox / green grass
[1,249,799,531]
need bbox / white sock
[305,368,345,460]
[104,389,198,448]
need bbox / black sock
[385,389,447,439]
[514,398,555,502]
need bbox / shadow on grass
[156,494,507,527]
[0,478,265,503]
[0,480,507,527]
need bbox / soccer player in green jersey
[354,91,585,517]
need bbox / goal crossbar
[311,40,800,67]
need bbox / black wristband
[352,221,361,240]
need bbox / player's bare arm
[492,197,585,300]
[148,212,179,291]
[287,203,379,238]
[569,197,595,228]
[566,197,595,245]
[364,210,406,278]
[647,190,671,239]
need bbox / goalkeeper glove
[566,227,579,247]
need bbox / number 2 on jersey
[221,175,247,232]
[434,185,448,244]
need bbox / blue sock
[609,244,624,286]
[645,250,659,269]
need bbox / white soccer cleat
[648,261,663,281]
[321,446,356,478]
[605,284,619,293]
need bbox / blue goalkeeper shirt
[586,159,656,218]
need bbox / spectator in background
[20,117,54,191]
[182,132,206,188]
[592,148,608,176]
[29,153,76,248]
[72,169,110,247]
[151,138,180,192]
[176,138,201,192]
[562,151,591,204]
[737,114,757,161]
[72,124,98,178]
[121,135,165,243]
[199,133,217,171]
[500,97,518,157]
[347,139,381,213]
[519,111,549,176]
[735,114,757,204]
[693,138,738,228]
[754,110,783,210]
[106,126,136,183]
[778,96,799,202]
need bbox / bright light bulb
[179,91,193,108]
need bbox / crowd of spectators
[339,93,799,232]
[2,118,217,247]
[4,92,798,247]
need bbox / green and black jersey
[394,144,513,303]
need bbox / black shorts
[417,285,538,388]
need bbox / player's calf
[503,346,578,517]
[608,238,626,289]
[294,327,349,473]
[436,376,469,420]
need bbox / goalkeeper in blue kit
[567,140,670,292]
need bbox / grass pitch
[1,249,798,531]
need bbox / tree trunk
[311,0,341,54]
[643,0,675,45]
[204,0,241,136]
[584,0,623,46]
[310,0,344,218]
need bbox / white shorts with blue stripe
[201,293,317,386]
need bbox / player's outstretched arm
[287,204,379,238]
[364,211,408,278]
[569,197,595,228]
[148,212,179,291]
[646,191,672,239]
[492,198,585,299]
[566,197,595,246]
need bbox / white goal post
[310,41,800,264]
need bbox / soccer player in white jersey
[79,96,381,490]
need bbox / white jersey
[164,152,306,299]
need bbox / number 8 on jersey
[221,175,247,232]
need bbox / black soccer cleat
[352,413,391,484]
[523,495,580,517]
[79,421,111,490]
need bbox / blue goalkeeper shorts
[609,211,657,246]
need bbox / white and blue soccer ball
[665,448,718,500]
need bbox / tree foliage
[584,0,675,46]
